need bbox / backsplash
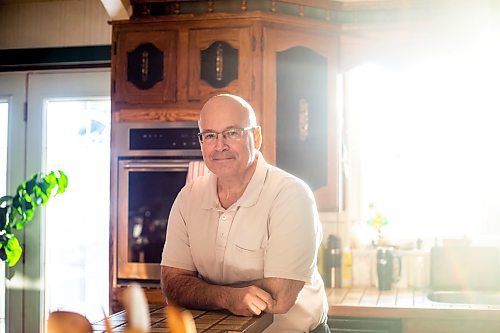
[319,212,431,289]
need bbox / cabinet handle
[241,0,248,11]
[141,50,149,82]
[216,43,223,81]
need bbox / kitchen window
[344,46,500,245]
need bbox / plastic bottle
[414,255,425,290]
[324,235,342,288]
[342,247,353,288]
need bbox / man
[161,94,330,332]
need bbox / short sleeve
[264,179,321,283]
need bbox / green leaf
[4,235,22,267]
[1,170,68,267]
[7,208,19,231]
[24,174,38,194]
[34,186,48,206]
[0,207,7,230]
[56,170,68,194]
[0,195,13,206]
[39,180,53,199]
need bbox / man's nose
[213,133,227,150]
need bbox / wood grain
[92,305,272,333]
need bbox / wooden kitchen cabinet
[113,28,177,104]
[187,26,254,102]
[111,20,257,121]
[262,27,338,209]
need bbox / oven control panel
[114,121,202,157]
[130,127,200,150]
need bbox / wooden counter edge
[329,304,500,320]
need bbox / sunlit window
[345,40,500,244]
[44,99,110,322]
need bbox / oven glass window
[128,169,187,263]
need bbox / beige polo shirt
[161,153,328,332]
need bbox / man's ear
[253,126,262,150]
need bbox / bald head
[197,94,262,179]
[199,94,257,130]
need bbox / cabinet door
[114,30,177,104]
[188,27,253,102]
[262,27,338,211]
[329,316,402,333]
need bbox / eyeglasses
[198,126,254,144]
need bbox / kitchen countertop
[327,287,500,320]
[91,304,273,333]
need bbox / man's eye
[225,129,240,138]
[203,133,217,140]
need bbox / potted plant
[0,170,68,267]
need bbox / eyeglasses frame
[197,126,255,144]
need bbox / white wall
[0,0,111,49]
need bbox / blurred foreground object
[167,304,197,333]
[122,283,151,332]
[47,311,92,333]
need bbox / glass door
[0,99,8,333]
[0,73,27,333]
[27,71,111,331]
[43,98,111,322]
[1,70,111,332]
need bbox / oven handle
[122,161,190,170]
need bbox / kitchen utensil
[377,247,401,290]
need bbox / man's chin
[207,163,237,177]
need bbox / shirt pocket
[230,236,265,281]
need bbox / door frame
[1,69,110,333]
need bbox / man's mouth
[212,157,233,161]
[211,154,234,161]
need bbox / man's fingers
[248,302,262,315]
[252,297,267,311]
[254,289,276,308]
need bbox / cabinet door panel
[115,30,177,104]
[262,27,338,211]
[276,46,328,191]
[188,27,252,102]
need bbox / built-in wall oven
[112,121,201,284]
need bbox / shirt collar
[201,151,269,210]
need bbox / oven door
[117,158,192,281]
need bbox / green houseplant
[0,170,68,267]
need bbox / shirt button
[221,215,227,220]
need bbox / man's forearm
[162,271,230,310]
[161,266,275,316]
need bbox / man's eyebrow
[200,125,240,132]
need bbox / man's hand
[250,277,305,314]
[225,285,276,316]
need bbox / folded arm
[161,266,275,316]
